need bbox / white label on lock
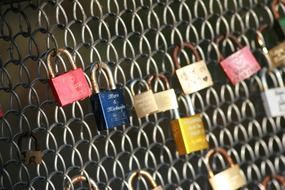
[261,87,285,117]
[176,60,213,94]
[154,89,178,112]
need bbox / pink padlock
[216,35,261,85]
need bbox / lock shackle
[256,25,269,49]
[172,42,202,69]
[261,68,284,91]
[204,148,235,178]
[215,34,244,61]
[47,48,77,78]
[272,0,285,19]
[147,73,171,90]
[130,79,151,96]
[91,63,116,93]
[64,175,98,190]
[18,132,39,151]
[128,170,158,190]
[261,175,285,188]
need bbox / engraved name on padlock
[272,0,285,40]
[64,175,98,190]
[128,170,163,190]
[147,74,178,113]
[205,148,247,190]
[131,79,158,118]
[170,95,208,155]
[18,132,43,165]
[47,49,91,107]
[260,69,285,117]
[90,63,129,130]
[259,175,285,190]
[172,42,213,94]
[217,35,261,85]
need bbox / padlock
[172,42,213,94]
[205,147,247,190]
[147,73,178,113]
[170,95,208,155]
[0,104,3,118]
[259,175,285,190]
[18,132,42,165]
[90,63,129,130]
[131,79,158,118]
[272,0,285,40]
[260,68,285,117]
[47,48,92,107]
[256,26,285,68]
[128,170,163,190]
[64,175,98,190]
[217,34,261,85]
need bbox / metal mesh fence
[0,0,284,189]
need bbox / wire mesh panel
[0,0,284,189]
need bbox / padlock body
[133,90,158,118]
[90,89,129,130]
[154,89,178,112]
[261,87,285,117]
[268,41,285,67]
[21,150,42,165]
[220,46,261,85]
[152,185,163,190]
[209,165,247,190]
[170,114,208,155]
[176,60,213,94]
[49,68,91,106]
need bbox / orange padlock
[47,49,91,107]
[259,175,285,190]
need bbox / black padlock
[18,132,42,165]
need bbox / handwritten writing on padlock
[217,35,261,85]
[172,42,213,94]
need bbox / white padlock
[261,68,285,117]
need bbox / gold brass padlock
[128,170,163,190]
[18,132,43,165]
[64,175,98,190]
[172,42,213,94]
[256,26,285,68]
[130,79,158,118]
[259,175,285,190]
[205,147,247,190]
[147,73,178,113]
[170,95,208,155]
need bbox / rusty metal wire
[0,0,284,189]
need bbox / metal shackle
[147,73,171,91]
[130,79,151,96]
[260,175,285,189]
[47,48,78,78]
[272,0,285,19]
[256,25,269,53]
[18,132,39,151]
[204,147,235,178]
[261,68,284,91]
[90,63,116,93]
[128,170,159,190]
[64,175,98,190]
[172,42,202,69]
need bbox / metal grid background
[0,0,285,189]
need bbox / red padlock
[216,35,261,85]
[47,49,91,107]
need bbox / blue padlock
[90,63,129,130]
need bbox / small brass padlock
[170,95,208,155]
[259,175,285,190]
[18,132,42,165]
[130,79,158,118]
[128,170,163,190]
[172,42,213,94]
[272,0,285,40]
[216,34,261,85]
[260,69,285,117]
[64,175,98,190]
[147,73,178,113]
[205,147,247,190]
[47,49,91,107]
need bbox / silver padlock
[18,132,42,165]
[128,170,163,190]
[64,175,98,190]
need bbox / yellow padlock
[205,147,247,190]
[128,170,163,190]
[170,95,208,155]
